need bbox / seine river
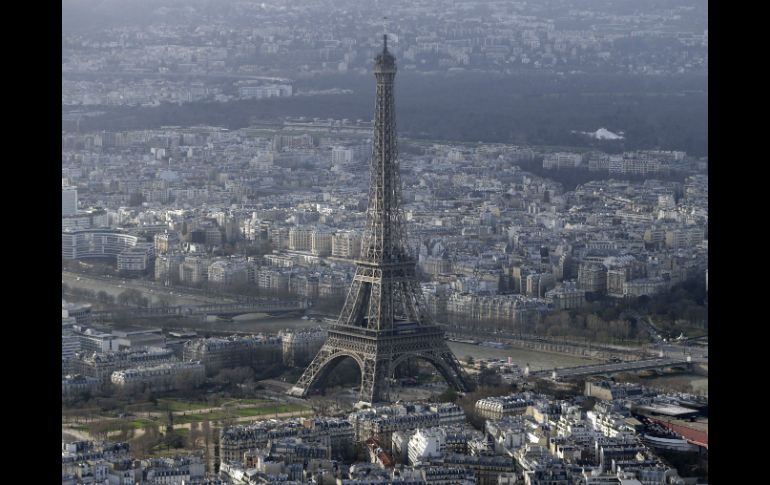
[446,341,593,371]
[227,316,592,370]
[232,317,707,395]
[62,275,707,396]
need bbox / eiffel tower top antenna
[383,16,389,50]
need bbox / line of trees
[445,276,707,343]
[76,71,707,156]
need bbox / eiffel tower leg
[358,356,392,405]
[288,346,364,397]
[339,277,368,326]
[435,342,475,392]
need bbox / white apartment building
[311,229,334,256]
[111,361,205,391]
[543,152,583,170]
[62,186,78,216]
[332,231,362,258]
[408,428,446,465]
[289,227,313,251]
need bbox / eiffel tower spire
[288,36,474,405]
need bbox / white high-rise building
[332,147,355,165]
[62,186,78,216]
[311,229,334,256]
[407,428,446,465]
[332,231,362,258]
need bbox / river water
[223,316,708,392]
[61,278,708,396]
[446,341,594,371]
[222,316,594,371]
[227,314,322,334]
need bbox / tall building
[311,229,334,256]
[62,186,78,216]
[332,147,355,165]
[110,361,205,392]
[154,231,180,254]
[179,256,209,284]
[183,335,282,375]
[155,253,184,285]
[408,428,446,465]
[289,227,313,251]
[577,263,607,296]
[282,328,327,367]
[332,231,363,259]
[288,36,473,405]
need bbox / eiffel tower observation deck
[287,35,474,405]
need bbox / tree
[175,370,204,397]
[88,420,113,440]
[128,192,145,207]
[202,419,211,472]
[214,367,255,388]
[97,290,115,305]
[166,410,174,433]
[188,421,202,449]
[437,387,458,403]
[131,426,156,457]
[162,431,183,449]
[156,295,172,307]
[117,288,144,306]
[477,368,502,387]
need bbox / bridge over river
[530,357,691,380]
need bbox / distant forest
[71,71,707,156]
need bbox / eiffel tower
[288,35,474,405]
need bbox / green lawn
[88,417,158,434]
[232,404,309,417]
[173,410,228,425]
[222,398,270,406]
[157,398,212,412]
[173,403,311,424]
[131,418,158,429]
[73,402,313,430]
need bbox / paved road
[62,428,93,442]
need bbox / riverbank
[447,341,594,371]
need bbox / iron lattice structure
[288,36,474,404]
